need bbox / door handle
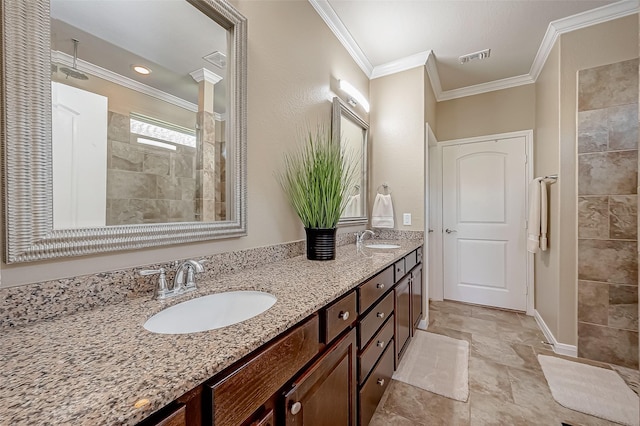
[428,229,434,233]
[445,228,457,234]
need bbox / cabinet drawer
[393,259,406,282]
[209,315,320,426]
[358,342,394,426]
[416,246,423,264]
[323,291,357,343]
[358,266,393,314]
[358,314,394,385]
[358,291,394,349]
[151,404,186,426]
[405,250,418,272]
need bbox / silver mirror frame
[332,97,369,227]
[0,0,247,263]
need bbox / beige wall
[436,84,536,141]
[424,70,438,136]
[534,14,638,346]
[534,42,561,339]
[369,67,426,231]
[1,0,369,287]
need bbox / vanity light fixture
[339,80,370,113]
[133,65,152,75]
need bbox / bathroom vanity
[139,244,423,426]
[0,240,422,425]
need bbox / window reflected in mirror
[50,0,230,228]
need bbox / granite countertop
[0,240,422,425]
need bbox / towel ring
[377,183,391,195]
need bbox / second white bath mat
[538,354,639,426]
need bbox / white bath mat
[392,331,469,402]
[538,355,639,426]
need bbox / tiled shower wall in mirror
[577,58,639,369]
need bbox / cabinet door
[395,275,411,365]
[284,328,357,426]
[411,265,423,332]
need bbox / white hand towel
[527,178,541,253]
[540,179,548,251]
[371,193,394,228]
[527,178,549,253]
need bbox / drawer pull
[290,401,302,415]
[376,283,385,289]
[338,311,350,321]
[376,340,385,348]
[377,378,385,386]
[376,312,385,319]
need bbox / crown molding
[529,0,639,81]
[308,0,373,76]
[51,50,198,113]
[190,68,223,84]
[370,50,431,79]
[311,0,638,102]
[437,74,536,101]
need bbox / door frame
[432,130,534,315]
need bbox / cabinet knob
[376,283,385,289]
[377,378,385,386]
[338,311,350,321]
[376,340,385,348]
[376,312,385,319]
[290,401,302,415]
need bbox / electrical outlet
[403,213,411,226]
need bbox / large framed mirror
[0,0,247,263]
[332,97,369,226]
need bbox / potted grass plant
[277,125,356,260]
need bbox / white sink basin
[365,243,401,249]
[144,291,277,334]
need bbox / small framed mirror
[332,97,368,226]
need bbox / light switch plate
[403,213,411,225]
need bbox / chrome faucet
[356,229,376,246]
[140,259,205,300]
[174,259,205,293]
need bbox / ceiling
[313,0,637,99]
[50,0,228,113]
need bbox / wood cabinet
[411,265,423,331]
[394,274,411,364]
[358,343,394,426]
[283,328,357,426]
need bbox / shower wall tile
[578,109,609,153]
[143,153,170,176]
[577,280,609,325]
[609,103,639,151]
[610,284,639,305]
[107,170,157,200]
[578,150,638,196]
[111,141,144,172]
[107,111,130,142]
[609,195,637,239]
[578,58,639,112]
[578,322,638,369]
[577,196,609,239]
[609,303,639,330]
[578,239,638,284]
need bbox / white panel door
[52,82,108,229]
[442,137,527,311]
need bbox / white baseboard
[418,318,428,330]
[534,310,577,357]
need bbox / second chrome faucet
[140,259,206,300]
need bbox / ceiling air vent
[203,51,227,68]
[459,48,491,64]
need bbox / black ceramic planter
[305,227,337,261]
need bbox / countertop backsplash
[0,230,422,329]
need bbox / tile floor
[370,300,640,426]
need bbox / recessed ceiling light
[133,65,152,75]
[459,48,491,64]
